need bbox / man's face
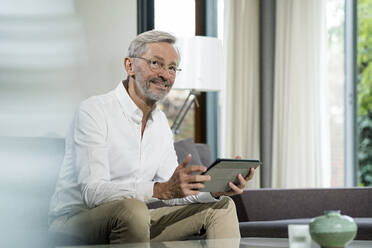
[133,42,179,102]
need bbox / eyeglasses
[132,57,182,77]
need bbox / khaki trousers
[49,197,240,244]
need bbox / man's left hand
[210,156,255,198]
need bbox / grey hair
[128,30,178,58]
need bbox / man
[49,30,255,244]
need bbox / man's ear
[124,57,135,77]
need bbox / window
[357,0,372,186]
[327,0,345,187]
[154,0,195,37]
[154,0,196,141]
[328,0,372,187]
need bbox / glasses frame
[131,57,182,77]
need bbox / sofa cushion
[195,143,212,167]
[174,138,204,166]
[239,218,372,240]
[354,218,372,240]
[239,218,311,238]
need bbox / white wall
[75,0,137,97]
[0,0,137,138]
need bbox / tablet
[199,158,261,192]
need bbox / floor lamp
[171,36,223,135]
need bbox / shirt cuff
[197,192,220,203]
[135,181,155,201]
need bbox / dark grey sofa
[1,136,371,248]
[232,188,372,240]
[156,139,372,241]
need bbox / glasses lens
[150,60,160,70]
[145,58,179,77]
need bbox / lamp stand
[171,89,200,135]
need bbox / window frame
[138,0,220,160]
[344,0,358,187]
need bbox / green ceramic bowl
[309,210,357,248]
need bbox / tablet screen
[200,159,261,192]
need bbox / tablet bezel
[199,158,261,192]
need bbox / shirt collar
[115,82,158,124]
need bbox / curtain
[222,0,260,188]
[272,0,331,188]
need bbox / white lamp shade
[174,36,223,91]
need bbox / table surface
[58,238,372,248]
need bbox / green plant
[358,114,372,186]
[357,0,372,186]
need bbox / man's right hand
[153,154,211,200]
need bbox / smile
[150,80,170,91]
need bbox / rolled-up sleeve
[162,192,220,205]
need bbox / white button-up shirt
[49,82,217,218]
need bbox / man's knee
[215,196,237,212]
[113,199,150,240]
[223,196,237,210]
[203,197,240,239]
[210,197,239,222]
[116,198,150,224]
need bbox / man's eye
[168,66,177,72]
[151,60,159,66]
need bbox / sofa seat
[239,217,372,240]
[232,188,372,240]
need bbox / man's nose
[158,67,172,80]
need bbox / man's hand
[211,155,255,198]
[153,154,211,200]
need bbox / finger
[185,165,207,174]
[235,155,242,159]
[188,174,211,183]
[178,154,192,168]
[229,182,243,194]
[245,168,255,180]
[184,189,200,196]
[188,183,205,190]
[237,173,246,189]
